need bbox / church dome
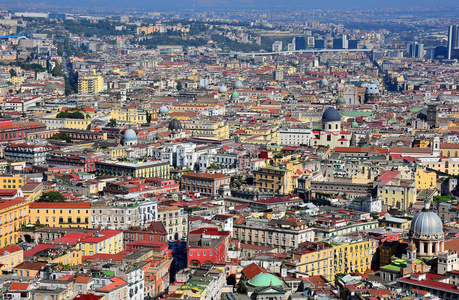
[351,121,359,128]
[218,85,227,93]
[231,90,239,99]
[248,273,283,287]
[168,118,182,131]
[320,78,328,86]
[322,107,341,121]
[365,84,380,94]
[336,96,346,105]
[123,129,137,142]
[410,209,443,236]
[234,80,243,89]
[159,105,169,114]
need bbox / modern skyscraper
[407,42,424,58]
[293,36,306,50]
[447,25,459,60]
[315,39,325,49]
[332,34,348,49]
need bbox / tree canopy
[36,191,66,202]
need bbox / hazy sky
[4,0,458,10]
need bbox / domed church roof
[231,90,239,99]
[159,105,169,114]
[248,273,283,287]
[410,200,443,236]
[168,118,182,131]
[365,84,380,94]
[336,96,346,105]
[123,129,137,142]
[218,85,227,93]
[322,107,341,121]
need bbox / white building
[139,200,158,227]
[279,127,312,146]
[272,41,283,52]
[311,107,352,149]
[5,95,42,112]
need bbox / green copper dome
[248,273,283,287]
[231,90,239,99]
[336,96,346,105]
[351,121,359,128]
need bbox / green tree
[56,108,85,119]
[49,132,72,143]
[37,191,66,202]
[146,112,152,124]
[176,81,183,91]
[9,69,17,78]
[56,42,64,56]
[107,118,117,127]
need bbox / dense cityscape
[0,3,459,300]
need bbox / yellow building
[80,230,124,256]
[108,146,127,158]
[78,75,103,94]
[237,126,279,145]
[182,119,229,139]
[28,202,91,228]
[375,171,416,211]
[35,246,82,266]
[110,107,155,125]
[21,182,43,203]
[95,161,169,179]
[11,76,23,86]
[416,168,436,190]
[0,174,24,190]
[0,244,23,271]
[253,166,294,194]
[289,237,377,281]
[0,200,28,248]
[291,243,335,281]
[331,236,378,276]
[65,118,92,130]
[379,215,411,230]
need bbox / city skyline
[2,0,459,11]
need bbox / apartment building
[80,230,124,256]
[233,217,314,251]
[0,200,28,248]
[253,166,294,195]
[28,202,91,228]
[181,172,230,196]
[157,205,188,241]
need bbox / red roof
[73,294,103,300]
[242,262,267,279]
[96,277,127,292]
[0,244,22,256]
[8,282,30,291]
[81,230,122,244]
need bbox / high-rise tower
[447,25,459,60]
